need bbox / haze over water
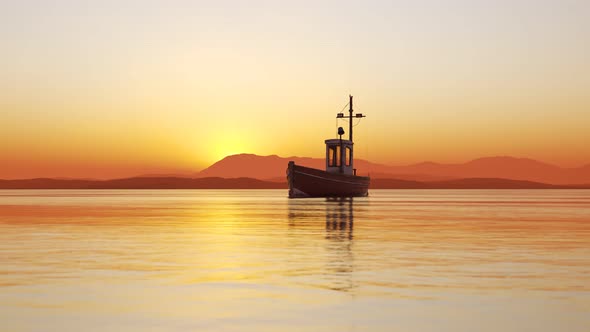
[1,189,589,331]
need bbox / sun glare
[208,133,252,163]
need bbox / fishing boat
[287,95,370,198]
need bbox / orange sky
[1,1,589,179]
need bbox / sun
[207,132,252,163]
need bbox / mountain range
[197,154,590,185]
[1,154,589,189]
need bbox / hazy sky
[1,0,589,178]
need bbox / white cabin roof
[325,139,353,145]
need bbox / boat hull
[287,161,370,198]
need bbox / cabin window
[346,147,352,166]
[329,146,336,166]
[328,146,341,167]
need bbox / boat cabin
[325,138,355,176]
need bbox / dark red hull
[287,161,370,198]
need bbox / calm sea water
[1,189,589,331]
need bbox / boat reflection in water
[287,197,359,292]
[323,197,356,292]
[325,197,354,241]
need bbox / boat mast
[349,95,353,142]
[336,95,364,141]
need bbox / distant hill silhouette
[197,154,324,180]
[2,154,590,189]
[1,176,588,190]
[0,177,286,189]
[197,154,453,181]
[196,154,590,185]
[382,157,587,185]
[371,177,579,189]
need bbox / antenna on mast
[336,95,365,142]
[349,95,353,142]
